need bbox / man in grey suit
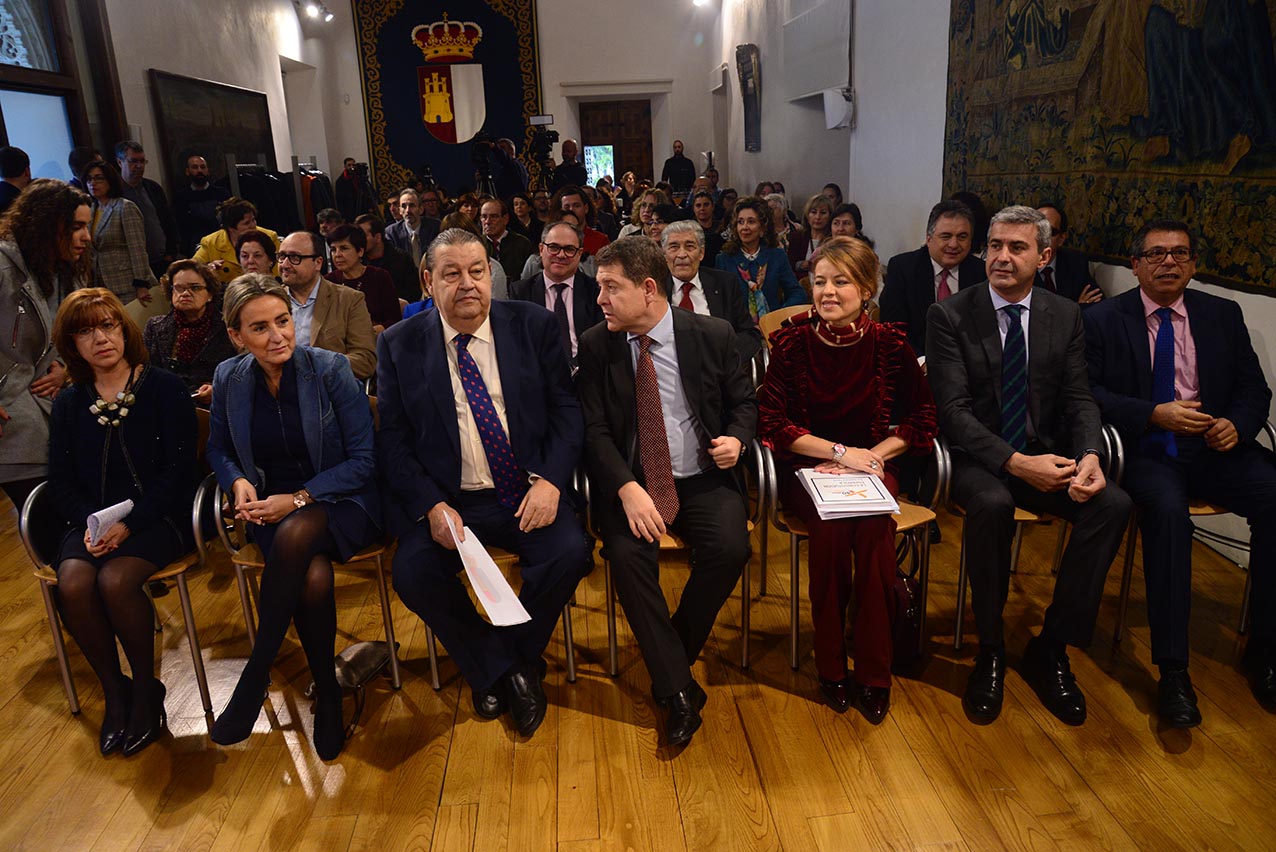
[384,188,441,267]
[661,221,761,362]
[926,205,1130,727]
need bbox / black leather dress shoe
[1021,637,1086,726]
[122,681,168,757]
[472,684,506,720]
[1157,669,1202,728]
[662,680,707,747]
[1243,643,1276,709]
[962,649,1005,724]
[505,668,547,737]
[855,683,890,725]
[818,677,852,713]
[100,677,132,756]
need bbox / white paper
[797,470,899,520]
[445,514,531,626]
[87,499,134,546]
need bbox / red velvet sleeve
[877,323,938,454]
[757,323,812,452]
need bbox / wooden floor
[2,498,1275,852]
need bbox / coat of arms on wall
[413,15,486,144]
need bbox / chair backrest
[757,305,811,350]
[18,482,64,568]
[368,395,379,431]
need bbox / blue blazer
[1083,286,1272,450]
[206,346,381,524]
[714,246,808,310]
[375,299,582,536]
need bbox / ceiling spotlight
[305,2,320,17]
[324,10,334,21]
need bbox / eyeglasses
[172,284,208,295]
[86,175,109,184]
[73,319,121,339]
[1137,247,1194,263]
[542,243,580,257]
[278,252,320,265]
[125,157,147,166]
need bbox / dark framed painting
[147,69,276,191]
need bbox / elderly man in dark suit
[881,199,987,359]
[377,227,587,739]
[661,220,761,363]
[509,221,604,368]
[578,236,756,747]
[1036,204,1102,305]
[1085,218,1276,727]
[926,205,1131,727]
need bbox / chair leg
[1239,567,1253,635]
[789,532,801,671]
[759,518,769,597]
[426,625,441,691]
[1052,522,1069,575]
[740,551,751,669]
[233,563,257,648]
[562,604,577,683]
[147,584,162,633]
[605,559,619,677]
[372,554,402,690]
[955,518,968,651]
[1114,515,1139,644]
[1010,523,1024,574]
[918,528,931,652]
[40,581,80,715]
[176,573,213,714]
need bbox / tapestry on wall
[943,0,1276,294]
[352,1,541,197]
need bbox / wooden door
[579,99,652,182]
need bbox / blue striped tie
[1142,307,1178,458]
[1000,304,1028,451]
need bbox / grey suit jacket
[91,197,157,303]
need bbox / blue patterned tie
[1142,307,1178,458]
[454,334,527,508]
[1000,304,1028,452]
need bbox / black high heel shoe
[210,676,271,746]
[122,681,167,757]
[100,676,132,756]
[312,691,346,761]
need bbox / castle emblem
[412,14,486,144]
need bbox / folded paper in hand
[445,514,531,626]
[88,499,134,546]
[796,470,899,520]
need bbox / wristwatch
[831,443,847,463]
[292,489,312,510]
[1075,448,1102,464]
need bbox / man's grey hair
[114,140,144,160]
[398,187,419,202]
[989,204,1050,251]
[660,220,706,250]
[425,227,485,270]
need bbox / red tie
[678,280,695,311]
[635,335,679,525]
[1041,266,1056,293]
[937,268,952,301]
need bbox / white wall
[311,0,369,169]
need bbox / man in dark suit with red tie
[377,227,587,739]
[509,221,605,368]
[881,200,987,359]
[578,236,756,747]
[661,220,761,362]
[1084,218,1276,727]
[1036,204,1102,305]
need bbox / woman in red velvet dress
[758,236,937,723]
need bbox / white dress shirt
[672,272,710,316]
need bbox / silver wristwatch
[831,443,847,463]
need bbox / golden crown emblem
[411,14,483,63]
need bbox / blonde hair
[809,236,880,301]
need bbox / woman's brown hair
[160,258,222,301]
[722,195,778,255]
[808,235,880,301]
[52,288,149,384]
[0,179,92,296]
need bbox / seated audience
[276,231,377,380]
[206,274,380,760]
[508,192,544,245]
[555,185,610,255]
[620,188,669,239]
[788,194,835,279]
[480,198,535,280]
[517,211,598,280]
[578,236,756,746]
[880,199,985,358]
[649,203,684,243]
[758,236,936,721]
[384,191,402,223]
[662,220,760,362]
[584,185,618,239]
[615,171,638,218]
[378,227,587,739]
[385,188,442,267]
[714,196,807,319]
[822,183,844,208]
[926,205,1131,727]
[81,160,156,305]
[440,211,508,299]
[143,260,235,405]
[830,202,874,248]
[355,214,419,303]
[236,229,278,277]
[509,220,604,368]
[316,207,344,267]
[1036,203,1102,304]
[193,197,281,285]
[420,186,445,220]
[689,190,725,265]
[325,224,402,333]
[47,288,198,756]
[454,192,482,225]
[1084,218,1276,725]
[401,256,434,319]
[765,193,793,250]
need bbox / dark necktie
[678,280,695,311]
[454,334,527,507]
[1000,304,1028,452]
[1143,307,1178,457]
[551,282,573,362]
[1041,266,1056,293]
[635,335,679,525]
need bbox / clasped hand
[232,479,297,525]
[84,521,130,557]
[1150,401,1238,452]
[814,446,885,479]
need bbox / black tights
[56,555,160,734]
[213,506,340,744]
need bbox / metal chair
[1106,421,1276,642]
[758,440,945,670]
[20,474,220,715]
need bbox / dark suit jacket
[1083,286,1272,450]
[881,245,987,357]
[926,283,1101,474]
[1036,247,1096,303]
[508,270,605,347]
[375,300,581,536]
[488,231,535,281]
[668,266,762,362]
[577,308,758,512]
[384,216,442,260]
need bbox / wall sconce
[298,1,334,23]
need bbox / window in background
[0,89,74,180]
[0,0,60,71]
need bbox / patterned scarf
[172,308,214,364]
[737,262,770,322]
